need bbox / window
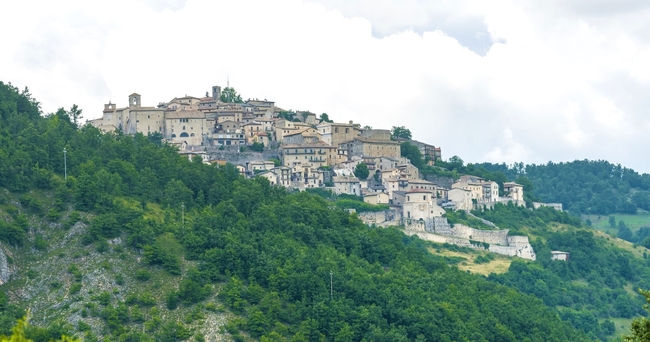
[423,195,426,200]
[407,196,410,201]
[335,128,339,133]
[345,128,349,133]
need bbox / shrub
[135,270,151,281]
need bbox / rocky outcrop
[0,243,14,285]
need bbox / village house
[481,181,500,202]
[503,182,525,202]
[448,188,473,211]
[391,191,407,207]
[280,141,339,168]
[270,166,291,187]
[340,130,401,160]
[551,251,570,261]
[242,122,263,143]
[295,111,318,125]
[164,110,208,146]
[403,179,437,193]
[291,165,325,189]
[282,128,322,145]
[363,192,389,205]
[256,171,277,185]
[333,176,361,196]
[403,189,445,220]
[197,86,222,110]
[246,161,275,175]
[317,121,361,147]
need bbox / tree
[618,221,633,241]
[391,126,412,140]
[609,216,617,228]
[400,142,424,169]
[354,163,369,180]
[220,87,243,103]
[68,104,83,127]
[623,290,650,341]
[320,113,333,123]
[448,155,464,170]
[249,142,264,153]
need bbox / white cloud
[3,0,650,171]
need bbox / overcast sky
[3,0,650,172]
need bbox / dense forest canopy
[474,161,650,215]
[0,81,596,341]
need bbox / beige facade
[333,176,361,196]
[405,179,436,192]
[363,192,389,205]
[241,121,264,143]
[256,171,277,186]
[271,166,291,187]
[504,182,525,202]
[481,181,500,202]
[403,189,445,220]
[452,181,483,201]
[448,188,472,211]
[280,142,339,168]
[164,111,207,146]
[341,137,401,159]
[317,121,361,147]
[94,94,166,136]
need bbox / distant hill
[475,161,650,215]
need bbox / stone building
[448,188,472,211]
[403,189,445,220]
[317,121,361,147]
[164,111,207,146]
[280,142,339,168]
[363,192,389,205]
[504,182,525,202]
[94,93,166,136]
[333,176,361,196]
[340,136,401,159]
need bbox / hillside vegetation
[476,161,650,216]
[472,204,650,340]
[0,82,598,341]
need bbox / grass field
[583,212,650,235]
[428,247,514,276]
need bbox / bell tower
[129,93,141,108]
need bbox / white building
[403,189,445,220]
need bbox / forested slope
[0,82,594,341]
[476,161,650,215]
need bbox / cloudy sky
[3,0,650,171]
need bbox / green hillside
[0,82,600,341]
[474,161,650,216]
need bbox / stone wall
[402,217,536,260]
[358,209,400,227]
[424,175,454,189]
[206,150,280,165]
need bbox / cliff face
[0,243,13,285]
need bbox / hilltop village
[89,85,553,260]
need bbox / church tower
[129,93,141,108]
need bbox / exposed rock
[0,243,14,285]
